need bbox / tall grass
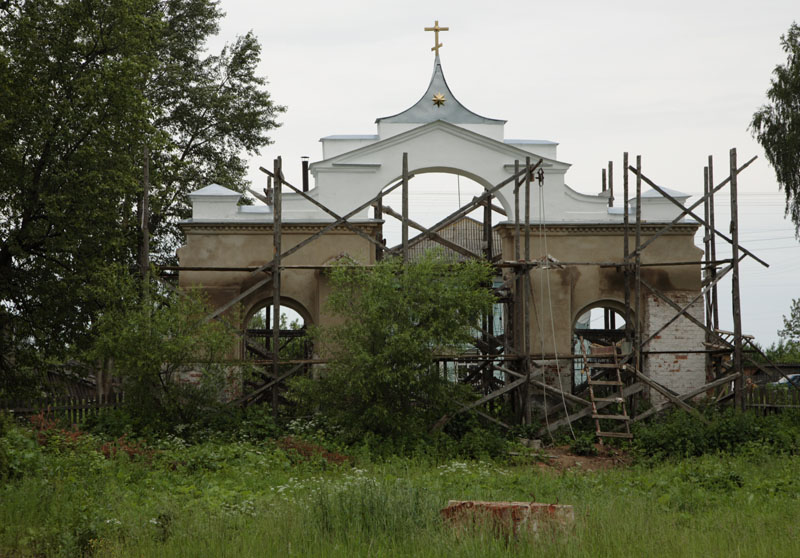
[2,439,798,557]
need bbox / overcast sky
[208,0,799,345]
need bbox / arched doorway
[572,302,629,393]
[243,298,313,405]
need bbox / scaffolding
[162,148,800,438]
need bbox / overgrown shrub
[287,252,495,445]
[0,414,44,481]
[632,408,800,460]
[89,278,245,433]
[570,432,599,456]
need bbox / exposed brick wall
[643,291,706,402]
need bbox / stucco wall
[177,222,381,358]
[177,219,707,399]
[496,222,705,397]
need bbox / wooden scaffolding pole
[375,194,384,262]
[623,152,631,345]
[634,155,642,375]
[708,155,720,331]
[402,152,409,262]
[523,157,532,425]
[730,148,744,409]
[271,157,282,417]
[703,165,713,381]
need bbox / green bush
[287,253,495,445]
[0,414,44,481]
[632,408,800,460]
[88,278,244,434]
[570,432,599,456]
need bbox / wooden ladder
[580,339,632,442]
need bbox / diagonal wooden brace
[633,372,740,422]
[628,156,756,259]
[274,170,390,252]
[204,179,406,322]
[380,204,482,260]
[627,366,710,424]
[407,160,543,252]
[536,382,644,436]
[627,163,768,267]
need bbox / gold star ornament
[432,93,446,107]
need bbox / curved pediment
[313,120,569,172]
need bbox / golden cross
[424,20,449,56]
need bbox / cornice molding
[495,222,700,236]
[182,222,382,235]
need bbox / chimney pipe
[301,156,309,192]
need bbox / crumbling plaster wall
[177,222,380,358]
[497,223,705,397]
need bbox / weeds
[2,411,800,557]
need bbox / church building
[177,23,707,422]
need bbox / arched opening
[572,302,629,393]
[373,169,500,254]
[243,298,312,404]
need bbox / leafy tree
[144,1,284,258]
[0,0,283,381]
[779,298,800,342]
[288,252,495,443]
[750,22,800,236]
[89,274,241,429]
[756,299,800,363]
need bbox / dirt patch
[277,436,350,465]
[536,444,631,472]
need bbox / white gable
[186,57,694,226]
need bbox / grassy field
[1,420,798,558]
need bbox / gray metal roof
[504,139,558,145]
[320,134,379,141]
[376,56,506,125]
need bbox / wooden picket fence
[0,393,124,424]
[745,386,800,414]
